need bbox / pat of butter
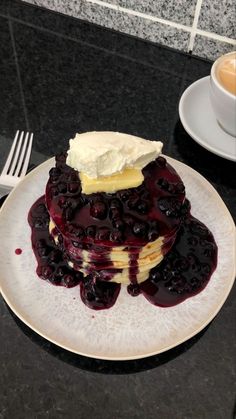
[80,167,144,194]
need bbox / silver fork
[0,130,33,198]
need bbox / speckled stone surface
[22,0,83,17]
[0,1,236,418]
[79,1,190,51]
[103,0,197,26]
[19,0,236,59]
[193,35,236,61]
[0,18,26,137]
[198,0,236,39]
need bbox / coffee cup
[210,51,236,137]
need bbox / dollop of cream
[66,131,163,178]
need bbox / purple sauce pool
[28,196,217,310]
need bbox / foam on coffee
[216,52,236,96]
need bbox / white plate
[179,76,236,162]
[0,157,235,360]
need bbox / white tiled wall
[23,0,236,59]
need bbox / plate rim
[179,76,236,162]
[0,156,235,360]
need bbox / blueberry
[51,187,59,197]
[158,198,169,212]
[68,182,79,193]
[119,190,131,201]
[110,198,122,209]
[109,207,121,220]
[201,263,211,275]
[123,215,135,227]
[127,283,140,296]
[110,230,123,243]
[49,167,61,183]
[67,224,84,239]
[112,218,125,231]
[86,291,95,301]
[41,265,53,279]
[90,201,107,220]
[172,277,186,293]
[49,250,61,263]
[148,228,159,241]
[158,198,181,217]
[157,156,166,167]
[150,220,159,230]
[63,274,76,287]
[150,270,161,283]
[127,197,139,210]
[74,227,84,239]
[64,207,74,221]
[68,172,78,182]
[137,200,149,214]
[34,219,44,229]
[176,182,185,194]
[49,167,61,177]
[190,220,208,238]
[189,277,199,288]
[97,227,110,241]
[187,236,198,246]
[72,240,80,247]
[168,184,175,194]
[58,196,67,208]
[56,267,64,277]
[133,222,147,237]
[34,203,47,214]
[180,200,191,216]
[203,247,214,258]
[58,183,67,194]
[56,152,67,165]
[157,178,169,190]
[36,239,46,249]
[86,225,96,238]
[38,246,50,257]
[187,254,201,272]
[173,256,189,271]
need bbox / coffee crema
[215,52,236,96]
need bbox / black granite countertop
[0,1,235,418]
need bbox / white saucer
[179,76,236,162]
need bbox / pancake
[45,152,186,285]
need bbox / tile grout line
[3,1,236,49]
[85,0,236,45]
[196,28,236,45]
[85,0,192,32]
[188,0,204,52]
[8,19,29,131]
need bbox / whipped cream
[66,131,163,178]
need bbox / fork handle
[0,174,19,188]
[0,185,11,199]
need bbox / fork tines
[1,130,34,178]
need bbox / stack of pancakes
[45,153,186,285]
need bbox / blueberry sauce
[27,153,218,311]
[139,216,217,307]
[45,153,186,248]
[15,248,22,255]
[28,197,83,289]
[28,196,121,309]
